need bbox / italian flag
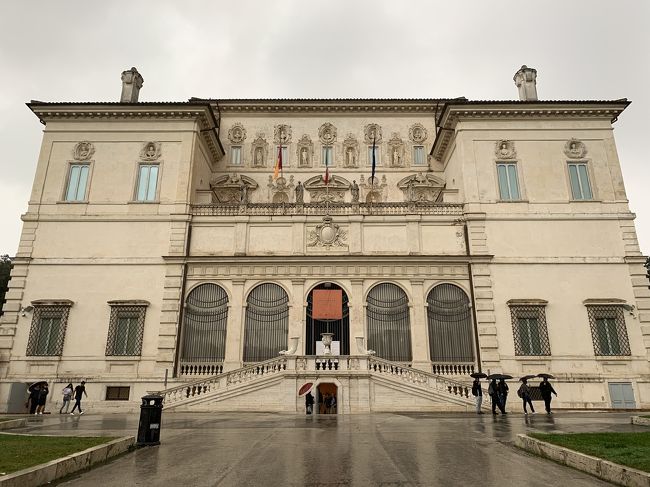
[273,144,283,180]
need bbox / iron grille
[105,305,147,356]
[181,283,229,362]
[587,305,631,356]
[509,305,551,356]
[243,283,289,362]
[427,284,475,362]
[26,305,70,356]
[366,283,412,362]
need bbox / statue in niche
[240,183,248,204]
[301,148,308,166]
[346,147,354,166]
[351,180,359,202]
[295,181,304,204]
[255,148,263,166]
[393,148,400,165]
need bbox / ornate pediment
[209,174,259,203]
[268,175,295,203]
[397,173,445,202]
[304,174,350,203]
[564,138,587,159]
[343,134,359,168]
[359,175,387,203]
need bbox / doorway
[317,383,338,415]
[306,283,349,355]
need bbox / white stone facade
[0,88,648,413]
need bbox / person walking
[518,379,535,415]
[471,378,484,414]
[539,377,558,414]
[60,383,73,414]
[305,391,314,415]
[27,385,40,415]
[35,383,49,414]
[488,379,499,415]
[70,381,87,415]
[496,379,509,414]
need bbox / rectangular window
[26,304,71,356]
[509,304,551,356]
[368,146,380,166]
[413,146,425,165]
[136,164,159,202]
[65,164,90,201]
[587,306,631,356]
[106,303,147,356]
[321,146,333,167]
[105,386,130,401]
[568,162,593,200]
[230,146,242,165]
[496,163,521,200]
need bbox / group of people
[26,380,88,415]
[472,376,558,416]
[304,391,337,415]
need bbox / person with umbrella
[26,384,40,414]
[487,377,499,414]
[517,376,535,415]
[497,378,509,414]
[538,374,558,414]
[305,391,314,415]
[470,373,486,414]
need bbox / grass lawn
[641,415,650,419]
[0,434,115,475]
[530,432,650,473]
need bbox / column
[410,279,430,370]
[349,279,365,353]
[224,279,246,371]
[289,279,305,354]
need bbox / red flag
[273,144,283,180]
[324,148,330,185]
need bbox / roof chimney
[120,67,144,103]
[513,65,538,101]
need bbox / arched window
[243,283,289,362]
[181,283,229,363]
[427,284,475,362]
[306,283,350,355]
[366,283,412,361]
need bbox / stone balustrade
[179,361,224,377]
[431,362,476,376]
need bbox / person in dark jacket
[496,379,509,414]
[518,379,535,415]
[471,378,483,414]
[539,377,558,414]
[488,379,499,414]
[35,383,49,415]
[27,385,40,414]
[305,392,314,415]
[70,381,87,415]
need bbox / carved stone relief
[387,133,405,167]
[343,134,359,168]
[274,124,292,144]
[364,124,382,143]
[495,140,517,159]
[304,174,350,203]
[296,135,314,168]
[228,123,247,144]
[251,133,269,167]
[140,141,161,161]
[359,174,387,202]
[307,216,348,248]
[564,138,587,159]
[268,175,295,203]
[409,124,428,143]
[397,173,446,202]
[210,174,259,203]
[72,141,95,161]
[318,123,337,144]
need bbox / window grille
[243,283,289,362]
[366,283,412,362]
[26,305,71,356]
[181,283,229,362]
[427,284,475,362]
[587,305,631,356]
[106,303,147,356]
[509,305,551,356]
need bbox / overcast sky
[0,0,648,255]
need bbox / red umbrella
[298,383,314,396]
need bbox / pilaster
[156,263,184,376]
[224,279,246,370]
[349,279,365,348]
[289,279,305,354]
[410,279,429,369]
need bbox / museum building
[0,66,648,413]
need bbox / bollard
[137,393,163,446]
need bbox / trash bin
[137,394,163,446]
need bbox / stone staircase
[154,355,478,412]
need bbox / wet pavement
[9,411,647,486]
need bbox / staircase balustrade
[179,362,224,377]
[431,362,475,376]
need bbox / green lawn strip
[529,432,650,473]
[0,434,116,475]
[641,415,650,419]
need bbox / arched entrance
[306,283,350,355]
[316,383,338,415]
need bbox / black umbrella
[520,375,536,382]
[470,372,488,379]
[28,381,48,392]
[487,374,513,380]
[537,373,555,379]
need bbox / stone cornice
[431,100,630,162]
[27,102,225,161]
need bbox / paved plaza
[9,411,647,486]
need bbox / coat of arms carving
[308,216,348,248]
[228,123,247,144]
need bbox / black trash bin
[137,394,163,446]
